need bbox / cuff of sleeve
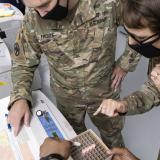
[116,50,141,72]
[123,96,137,115]
[8,94,32,110]
[115,63,129,72]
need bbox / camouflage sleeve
[123,80,160,115]
[158,150,160,160]
[116,38,141,72]
[9,10,42,109]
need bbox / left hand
[40,138,72,159]
[111,65,127,90]
[150,64,160,91]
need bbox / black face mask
[124,26,160,58]
[42,0,69,21]
[128,36,160,58]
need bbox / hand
[8,99,31,136]
[111,148,139,160]
[150,64,160,91]
[111,65,127,90]
[93,99,128,117]
[40,138,72,159]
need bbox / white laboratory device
[0,3,23,52]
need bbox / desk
[0,90,76,160]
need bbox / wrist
[120,100,128,113]
[121,100,128,112]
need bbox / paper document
[0,3,15,17]
[0,97,39,160]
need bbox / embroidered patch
[14,43,20,56]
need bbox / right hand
[94,99,128,117]
[40,138,72,159]
[111,148,139,160]
[8,99,31,136]
[150,64,160,91]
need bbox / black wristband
[118,112,127,116]
[40,154,64,160]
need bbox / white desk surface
[0,91,76,160]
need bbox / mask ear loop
[141,35,160,45]
[123,25,142,44]
[57,0,60,5]
[67,0,69,9]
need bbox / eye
[137,37,146,41]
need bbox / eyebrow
[132,34,148,40]
[123,26,148,39]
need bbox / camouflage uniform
[9,0,140,148]
[158,150,160,160]
[123,57,160,115]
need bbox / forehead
[23,0,52,8]
[125,25,155,37]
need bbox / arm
[8,9,42,136]
[9,9,42,109]
[116,38,141,73]
[124,80,160,115]
[94,79,160,117]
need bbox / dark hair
[121,0,160,33]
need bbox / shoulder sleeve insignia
[14,42,20,56]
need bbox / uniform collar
[30,0,97,29]
[70,0,97,27]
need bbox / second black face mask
[129,38,160,58]
[42,0,68,21]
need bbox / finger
[114,76,123,89]
[152,78,160,87]
[108,102,116,117]
[93,106,102,116]
[116,104,123,113]
[24,111,30,127]
[101,105,108,115]
[151,70,158,77]
[13,120,21,136]
[112,112,119,117]
[106,149,113,155]
[150,75,156,80]
[111,72,116,80]
[111,75,119,89]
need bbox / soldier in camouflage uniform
[93,0,160,158]
[7,0,140,148]
[94,0,160,121]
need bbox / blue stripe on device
[37,111,64,139]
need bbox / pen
[72,141,81,147]
[5,113,12,131]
